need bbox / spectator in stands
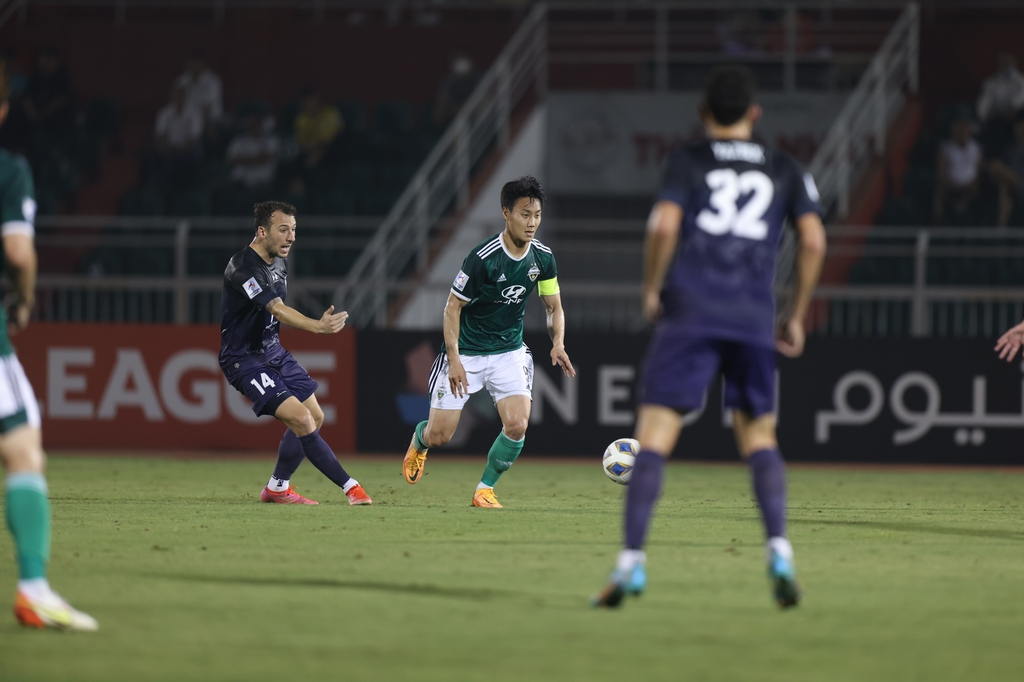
[432,50,482,128]
[988,113,1024,226]
[977,53,1024,159]
[294,88,342,170]
[152,84,203,186]
[20,46,74,140]
[226,113,279,191]
[934,114,982,225]
[176,51,223,132]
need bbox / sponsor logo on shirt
[497,273,506,282]
[243,277,263,299]
[501,284,527,304]
[453,270,469,291]
[527,264,540,282]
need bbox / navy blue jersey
[657,139,823,347]
[219,246,288,365]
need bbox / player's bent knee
[503,418,529,441]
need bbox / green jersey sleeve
[0,156,36,238]
[450,252,484,302]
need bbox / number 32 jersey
[657,139,823,348]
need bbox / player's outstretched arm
[443,292,470,397]
[995,319,1024,361]
[777,213,826,358]
[541,292,575,378]
[642,201,683,323]
[265,298,348,334]
[3,233,37,335]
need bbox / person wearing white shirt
[934,117,982,224]
[176,52,223,127]
[977,53,1024,123]
[227,115,280,189]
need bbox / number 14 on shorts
[250,372,277,396]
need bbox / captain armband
[537,277,560,296]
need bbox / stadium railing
[32,215,380,325]
[31,216,1024,339]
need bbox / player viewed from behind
[0,75,97,631]
[220,201,371,506]
[402,176,576,508]
[593,66,827,609]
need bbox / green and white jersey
[446,233,559,356]
[0,150,36,357]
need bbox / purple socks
[272,429,305,482]
[624,450,665,550]
[748,448,787,538]
[298,430,351,488]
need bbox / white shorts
[0,353,41,433]
[428,345,534,411]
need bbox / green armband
[537,277,560,296]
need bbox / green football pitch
[0,455,1021,682]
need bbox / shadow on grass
[142,573,512,601]
[790,518,1024,541]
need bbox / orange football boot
[345,484,373,506]
[260,486,318,505]
[403,434,428,484]
[472,487,503,508]
[14,590,98,631]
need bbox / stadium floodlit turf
[0,456,1022,682]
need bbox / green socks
[5,472,50,580]
[413,420,429,451]
[481,431,525,487]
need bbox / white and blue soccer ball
[602,438,639,485]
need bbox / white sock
[476,482,493,491]
[18,578,53,602]
[267,477,289,492]
[342,479,359,493]
[616,549,646,572]
[767,536,794,562]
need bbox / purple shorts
[639,327,776,418]
[222,348,318,417]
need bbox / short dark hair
[500,176,545,212]
[254,201,296,232]
[703,65,757,127]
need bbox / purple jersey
[219,246,288,366]
[657,139,823,347]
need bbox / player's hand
[6,301,30,336]
[776,317,806,358]
[995,319,1024,361]
[642,289,662,324]
[448,356,469,398]
[317,305,349,334]
[550,345,576,378]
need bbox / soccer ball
[602,438,639,485]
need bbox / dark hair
[703,65,757,126]
[254,201,297,232]
[500,176,545,212]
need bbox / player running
[402,176,576,508]
[221,201,371,506]
[0,76,98,631]
[592,66,826,608]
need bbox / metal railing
[807,2,919,219]
[333,3,548,327]
[31,216,380,324]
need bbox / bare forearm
[11,253,36,306]
[546,304,565,348]
[791,242,825,321]
[443,301,462,358]
[268,302,318,332]
[643,230,677,295]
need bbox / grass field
[0,455,1021,682]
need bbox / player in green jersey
[0,75,97,630]
[403,176,576,507]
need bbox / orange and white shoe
[472,487,503,509]
[14,590,98,632]
[260,486,318,505]
[403,435,428,484]
[345,484,373,506]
